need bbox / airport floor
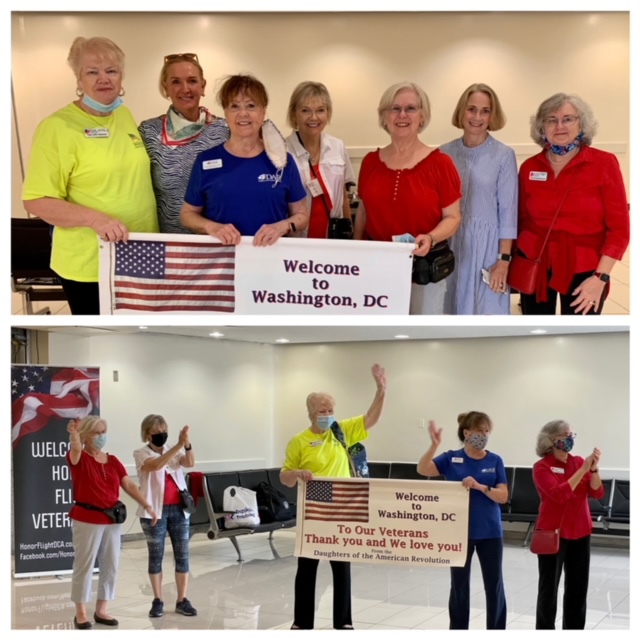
[11,531,630,631]
[11,249,631,316]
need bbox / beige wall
[11,11,629,217]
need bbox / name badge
[307,178,323,198]
[529,171,548,181]
[309,441,323,447]
[83,128,109,138]
[452,457,464,463]
[550,467,565,474]
[203,159,223,170]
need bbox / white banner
[295,478,469,567]
[98,233,413,315]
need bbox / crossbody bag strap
[533,168,579,261]
[330,421,357,478]
[296,131,332,218]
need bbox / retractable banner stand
[11,365,100,577]
[295,478,469,567]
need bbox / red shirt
[517,146,629,296]
[533,453,604,540]
[163,472,181,505]
[66,450,128,525]
[307,164,331,239]
[358,148,461,241]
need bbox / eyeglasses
[544,115,579,127]
[164,53,199,64]
[388,105,420,116]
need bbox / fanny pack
[75,500,127,524]
[411,240,455,285]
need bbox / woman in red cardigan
[532,420,604,629]
[516,93,629,314]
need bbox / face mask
[465,433,488,450]
[316,415,334,431]
[543,131,584,156]
[554,436,574,453]
[150,432,168,447]
[92,434,107,450]
[82,93,124,113]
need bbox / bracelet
[590,467,599,473]
[184,444,192,451]
[427,233,436,246]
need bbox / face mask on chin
[82,93,124,113]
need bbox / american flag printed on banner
[305,480,370,522]
[113,240,235,312]
[11,366,100,448]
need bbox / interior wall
[43,330,629,472]
[11,11,629,218]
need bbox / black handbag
[328,217,354,240]
[411,240,455,285]
[178,488,197,515]
[76,500,127,524]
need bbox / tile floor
[11,531,629,630]
[12,249,630,316]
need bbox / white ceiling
[11,323,628,345]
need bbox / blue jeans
[140,503,190,574]
[449,537,507,629]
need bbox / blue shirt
[433,448,507,539]
[184,146,306,236]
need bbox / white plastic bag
[223,486,260,528]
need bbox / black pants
[293,557,352,629]
[520,270,608,315]
[536,535,591,629]
[57,276,100,315]
[449,538,507,630]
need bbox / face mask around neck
[82,93,123,113]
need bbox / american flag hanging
[305,480,370,522]
[113,240,235,312]
[11,366,100,448]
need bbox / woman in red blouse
[532,420,604,629]
[516,93,629,314]
[354,82,461,314]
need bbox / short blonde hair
[140,414,167,442]
[286,81,333,129]
[67,36,125,80]
[306,392,335,419]
[451,83,506,131]
[377,82,431,134]
[76,416,107,443]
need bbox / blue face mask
[82,93,123,113]
[92,434,107,450]
[554,436,574,453]
[316,415,334,431]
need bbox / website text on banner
[295,478,469,567]
[98,233,413,315]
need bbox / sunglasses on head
[164,53,199,64]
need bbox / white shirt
[133,444,190,519]
[285,131,356,237]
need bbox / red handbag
[507,255,540,294]
[530,528,560,555]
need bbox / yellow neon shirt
[22,103,159,282]
[281,416,368,479]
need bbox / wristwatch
[289,222,297,233]
[184,444,192,451]
[498,254,512,262]
[593,271,610,283]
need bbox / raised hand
[371,363,387,390]
[428,420,443,447]
[178,426,190,446]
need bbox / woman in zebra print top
[139,53,229,234]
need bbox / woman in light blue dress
[441,84,517,315]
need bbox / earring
[76,87,83,97]
[119,88,125,97]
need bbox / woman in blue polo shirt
[417,412,509,629]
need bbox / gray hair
[306,392,335,419]
[377,82,431,134]
[529,93,598,147]
[140,414,167,442]
[535,419,571,457]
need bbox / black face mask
[150,432,168,447]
